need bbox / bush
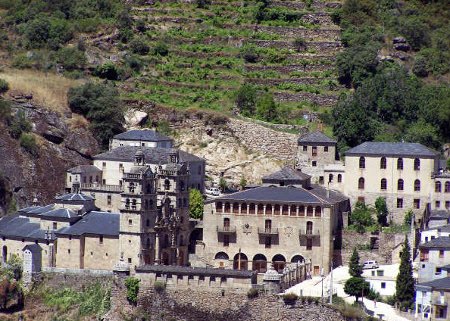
[0,79,9,94]
[9,111,32,139]
[235,83,257,116]
[293,37,307,52]
[247,288,259,299]
[0,99,11,121]
[282,292,298,304]
[189,188,204,219]
[153,281,165,293]
[55,47,86,71]
[240,46,259,63]
[153,42,169,56]
[125,277,140,305]
[93,62,120,80]
[19,133,39,156]
[130,38,150,55]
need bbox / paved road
[286,266,410,321]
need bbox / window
[380,157,386,169]
[68,249,71,254]
[381,282,386,289]
[102,162,106,167]
[324,146,328,152]
[414,179,421,192]
[397,179,404,191]
[312,161,317,167]
[359,157,365,169]
[107,194,111,205]
[303,146,307,151]
[436,201,441,208]
[69,176,72,182]
[329,174,333,183]
[397,158,403,170]
[265,236,271,248]
[439,250,444,258]
[358,177,365,190]
[99,235,103,244]
[380,178,387,190]
[435,181,442,192]
[338,174,342,183]
[446,201,450,209]
[128,219,132,226]
[397,198,403,208]
[445,181,450,193]
[377,270,384,276]
[102,179,106,185]
[53,222,57,230]
[319,176,323,184]
[414,158,420,170]
[164,179,170,190]
[223,234,229,247]
[312,146,317,156]
[414,198,421,209]
[128,258,132,264]
[436,268,442,275]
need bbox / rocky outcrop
[0,100,99,213]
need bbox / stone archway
[272,254,286,273]
[233,253,248,270]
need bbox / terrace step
[273,91,338,105]
[245,63,334,73]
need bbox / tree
[0,79,9,94]
[124,277,139,305]
[375,197,388,226]
[130,37,150,55]
[68,82,124,148]
[395,237,415,310]
[350,201,375,233]
[403,210,413,226]
[235,84,257,116]
[349,248,363,277]
[189,188,203,219]
[344,276,370,302]
[293,37,307,52]
[239,176,247,190]
[256,92,278,122]
[219,177,227,192]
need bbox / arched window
[252,254,267,273]
[248,203,255,214]
[445,182,450,193]
[274,204,280,215]
[358,177,365,190]
[397,158,403,170]
[282,205,289,215]
[380,178,387,190]
[233,253,248,270]
[223,218,230,230]
[398,179,404,191]
[272,254,286,273]
[125,198,130,209]
[338,174,342,183]
[298,205,305,216]
[241,203,247,213]
[232,202,239,214]
[307,206,313,216]
[414,158,420,171]
[359,157,365,169]
[215,252,229,260]
[306,221,313,234]
[216,202,223,212]
[380,157,386,169]
[414,179,421,192]
[290,205,297,216]
[329,174,333,183]
[435,181,442,193]
[291,255,305,263]
[224,202,230,213]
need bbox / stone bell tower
[119,148,158,269]
[154,151,190,266]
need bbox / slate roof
[136,265,255,278]
[429,210,450,219]
[345,142,438,158]
[57,212,119,237]
[298,131,337,145]
[441,264,450,271]
[93,146,204,163]
[417,277,450,290]
[262,167,311,183]
[55,193,94,202]
[39,208,79,219]
[113,129,172,142]
[67,165,102,174]
[0,214,50,241]
[419,237,450,249]
[216,186,332,204]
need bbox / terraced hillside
[124,0,343,125]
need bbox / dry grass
[0,68,83,112]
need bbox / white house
[363,264,398,297]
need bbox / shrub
[55,47,86,71]
[247,288,259,299]
[9,111,32,139]
[189,188,204,219]
[0,79,9,94]
[125,277,140,305]
[19,133,39,156]
[153,42,169,56]
[93,62,120,80]
[125,55,143,73]
[282,292,298,305]
[153,281,165,293]
[130,38,150,55]
[0,99,11,121]
[240,46,259,63]
[293,37,307,52]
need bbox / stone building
[65,147,205,212]
[196,167,349,276]
[109,129,173,150]
[296,131,339,184]
[342,142,446,223]
[415,277,450,320]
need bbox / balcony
[258,227,279,236]
[216,226,236,234]
[299,229,320,237]
[80,183,123,192]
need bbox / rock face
[0,100,99,214]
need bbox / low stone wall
[274,91,337,106]
[248,39,342,53]
[34,271,113,292]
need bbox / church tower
[119,148,158,269]
[154,151,190,266]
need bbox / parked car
[205,187,220,196]
[363,260,379,269]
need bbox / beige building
[109,129,173,150]
[196,167,349,276]
[342,142,443,223]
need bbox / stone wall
[106,279,345,321]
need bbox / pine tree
[349,248,363,277]
[395,236,415,309]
